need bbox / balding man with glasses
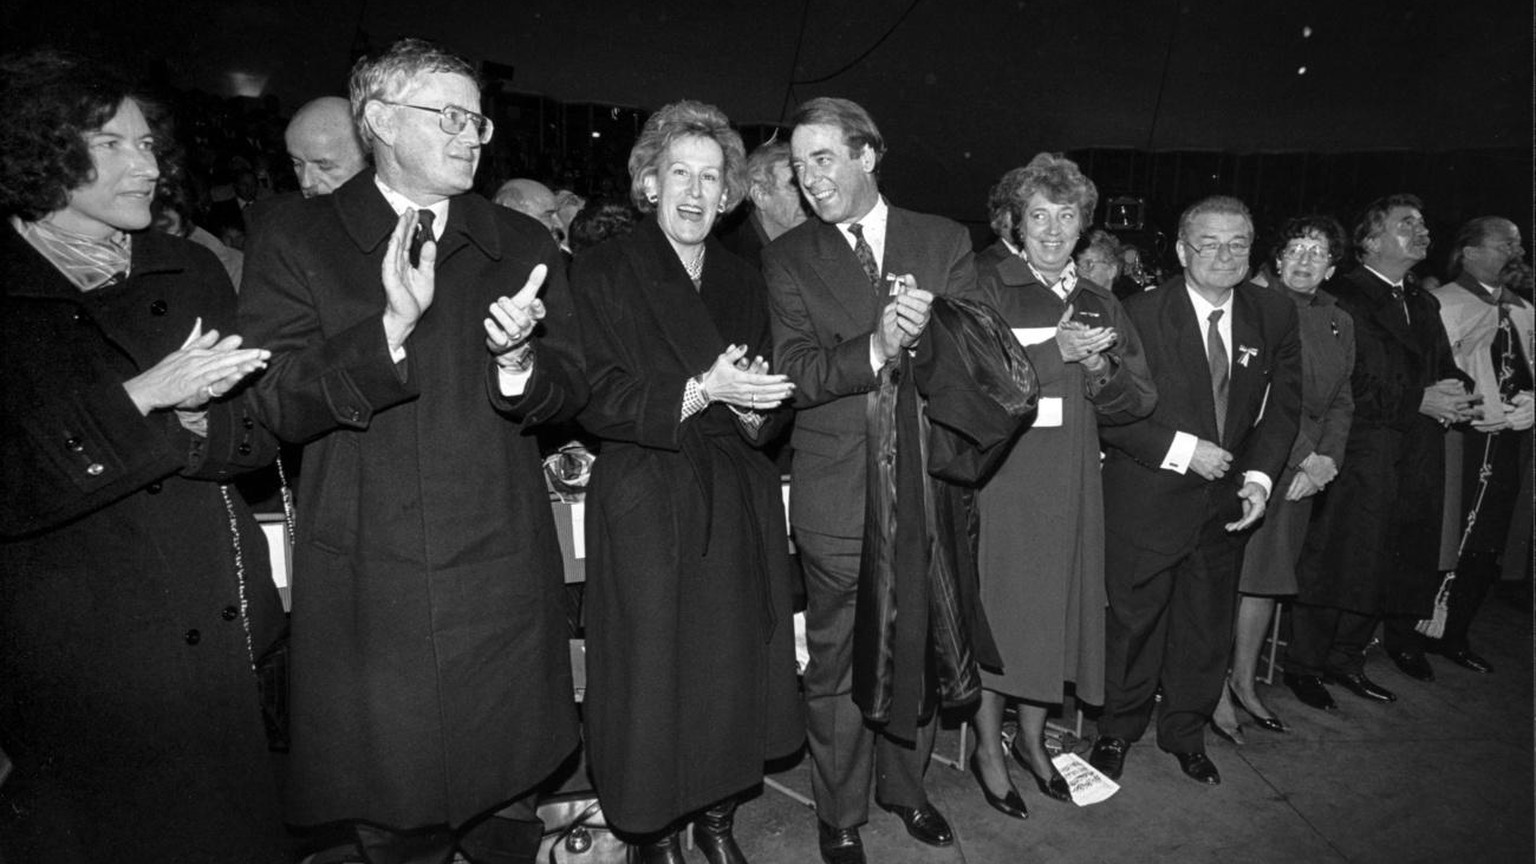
[240,38,587,863]
[1090,195,1301,786]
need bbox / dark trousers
[354,796,541,864]
[1100,519,1244,754]
[1287,603,1379,677]
[1442,428,1528,650]
[795,528,935,829]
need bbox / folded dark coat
[852,296,1037,741]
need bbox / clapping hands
[700,344,794,411]
[123,318,271,415]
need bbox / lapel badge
[1237,345,1258,368]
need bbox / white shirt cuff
[1243,470,1273,497]
[390,343,407,363]
[497,365,533,396]
[1161,431,1197,473]
[869,336,885,373]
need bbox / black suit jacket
[765,202,976,538]
[1099,278,1302,557]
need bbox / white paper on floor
[1054,752,1119,805]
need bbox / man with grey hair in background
[719,139,807,269]
[240,37,586,863]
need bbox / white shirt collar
[837,196,889,272]
[373,176,449,241]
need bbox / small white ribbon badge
[1237,345,1258,368]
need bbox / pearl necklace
[683,245,705,283]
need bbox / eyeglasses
[383,102,494,143]
[1183,239,1252,259]
[1281,243,1331,263]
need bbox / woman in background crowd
[1214,215,1355,741]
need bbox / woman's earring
[646,192,658,204]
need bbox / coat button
[184,629,201,645]
[341,406,361,422]
[149,300,168,316]
[146,482,163,494]
[221,605,239,621]
[86,463,105,476]
[74,310,88,324]
[65,436,83,451]
[242,417,255,429]
[238,443,253,455]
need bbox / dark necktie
[409,209,435,267]
[1207,309,1229,441]
[848,222,882,294]
[1389,284,1410,326]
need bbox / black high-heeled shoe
[1208,718,1245,746]
[968,752,1028,820]
[1008,739,1072,803]
[1229,683,1289,733]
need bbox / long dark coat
[0,229,288,863]
[1299,268,1465,615]
[239,171,584,829]
[961,258,1156,705]
[571,220,803,835]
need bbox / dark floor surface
[725,582,1534,864]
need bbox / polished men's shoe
[816,820,866,864]
[1283,673,1337,712]
[1087,735,1129,780]
[1172,750,1221,785]
[1323,670,1397,702]
[1387,648,1435,682]
[1431,645,1493,674]
[695,798,746,864]
[634,830,687,864]
[882,801,954,848]
[969,752,1028,820]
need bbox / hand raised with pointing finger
[484,263,549,367]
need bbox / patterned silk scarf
[15,216,132,290]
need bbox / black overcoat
[1298,268,1465,615]
[238,171,584,829]
[571,220,803,834]
[0,228,288,862]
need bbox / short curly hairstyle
[986,166,1029,240]
[627,100,747,215]
[350,38,478,148]
[0,49,163,221]
[1006,153,1099,248]
[1270,214,1347,267]
[568,200,640,253]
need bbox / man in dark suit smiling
[1091,196,1301,786]
[765,97,974,864]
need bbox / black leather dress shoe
[1432,645,1493,674]
[1387,649,1435,682]
[816,820,866,864]
[1087,735,1129,780]
[1323,670,1397,702]
[1283,673,1337,711]
[882,802,953,848]
[1171,750,1221,785]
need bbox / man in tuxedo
[1289,195,1474,708]
[1091,195,1301,785]
[240,38,585,863]
[764,97,973,864]
[719,140,807,270]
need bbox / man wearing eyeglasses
[1091,196,1301,786]
[240,38,587,863]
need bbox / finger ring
[751,395,756,409]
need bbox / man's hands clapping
[874,274,932,365]
[381,209,436,354]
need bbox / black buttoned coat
[239,171,585,829]
[0,228,288,863]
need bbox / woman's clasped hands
[700,344,794,412]
[123,317,271,415]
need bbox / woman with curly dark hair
[571,100,803,863]
[0,50,288,862]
